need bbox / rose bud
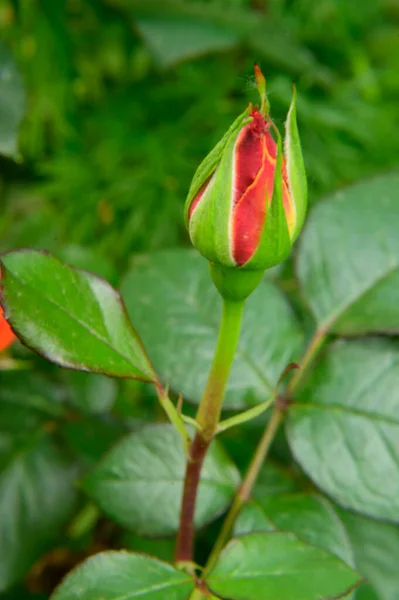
[184,65,307,300]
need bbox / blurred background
[1,0,399,275]
[1,0,399,598]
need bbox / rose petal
[232,111,277,265]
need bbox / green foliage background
[2,0,399,273]
[1,1,399,599]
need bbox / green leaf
[115,0,325,80]
[357,583,380,600]
[0,370,66,420]
[0,42,25,158]
[233,501,275,536]
[121,533,175,563]
[2,586,48,600]
[297,173,399,335]
[241,493,354,566]
[58,244,117,285]
[0,250,154,381]
[121,250,303,409]
[234,495,358,599]
[208,532,360,600]
[136,17,238,67]
[62,416,125,466]
[0,383,77,591]
[287,339,399,522]
[51,550,193,600]
[252,462,301,498]
[84,423,240,537]
[340,511,399,600]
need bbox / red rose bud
[184,66,307,299]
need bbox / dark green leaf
[0,370,66,422]
[62,416,125,466]
[84,423,240,536]
[136,17,238,67]
[0,391,77,591]
[0,250,154,381]
[121,533,175,563]
[51,551,193,600]
[297,173,399,335]
[208,532,360,600]
[117,0,325,80]
[356,583,380,600]
[121,250,303,409]
[287,339,399,521]
[0,42,25,157]
[340,511,399,600]
[2,586,48,600]
[252,462,301,498]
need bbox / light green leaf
[257,493,354,565]
[59,244,116,285]
[121,250,303,409]
[297,173,399,335]
[0,384,77,591]
[287,339,399,521]
[84,424,240,536]
[340,511,399,600]
[0,250,154,381]
[233,501,275,536]
[234,495,356,599]
[51,551,193,600]
[208,532,360,600]
[0,42,25,158]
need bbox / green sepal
[245,131,291,270]
[184,107,252,226]
[284,85,307,241]
[210,263,264,301]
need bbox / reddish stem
[175,432,210,563]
